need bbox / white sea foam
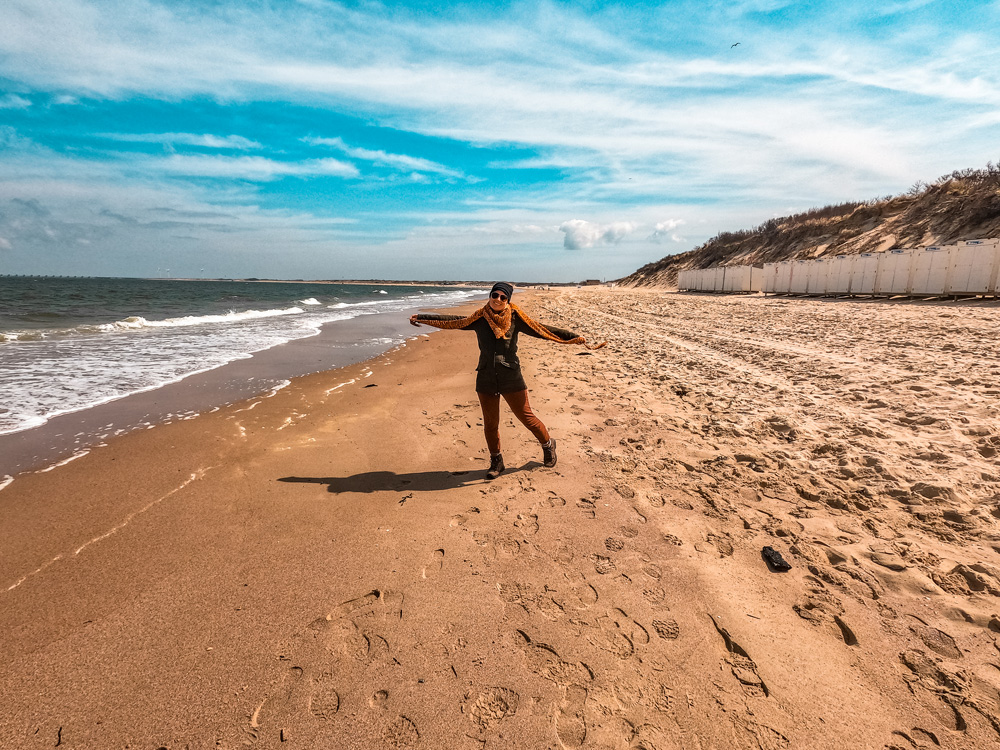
[36,450,90,473]
[0,475,13,493]
[300,298,321,305]
[1,306,307,341]
[100,306,306,331]
[265,380,291,398]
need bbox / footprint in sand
[556,685,588,748]
[587,609,649,660]
[468,686,520,730]
[514,513,539,535]
[539,492,567,508]
[382,715,419,749]
[906,616,961,659]
[308,671,341,720]
[592,554,616,575]
[643,586,666,606]
[421,549,444,579]
[709,614,769,698]
[250,590,405,745]
[642,563,663,580]
[513,630,593,689]
[652,618,680,640]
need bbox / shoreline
[0,302,479,479]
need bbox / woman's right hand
[409,314,421,327]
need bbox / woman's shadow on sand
[278,463,539,496]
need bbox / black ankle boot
[486,453,505,480]
[542,438,557,468]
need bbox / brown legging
[477,389,550,454]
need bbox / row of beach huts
[677,238,1000,297]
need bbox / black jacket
[416,311,579,394]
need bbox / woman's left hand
[409,314,421,327]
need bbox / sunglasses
[490,292,508,301]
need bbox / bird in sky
[731,42,740,48]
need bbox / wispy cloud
[153,155,359,181]
[303,135,464,178]
[98,132,263,149]
[0,94,31,109]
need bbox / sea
[0,277,479,475]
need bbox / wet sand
[2,288,1000,749]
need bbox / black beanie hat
[490,282,514,299]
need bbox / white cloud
[0,236,12,250]
[99,132,263,149]
[303,136,464,178]
[559,219,636,250]
[1,0,996,207]
[0,94,31,109]
[154,155,359,180]
[648,219,686,243]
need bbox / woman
[409,282,605,480]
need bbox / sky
[1,0,999,282]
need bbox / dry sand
[2,287,1000,749]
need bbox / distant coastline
[0,274,596,288]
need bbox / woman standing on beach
[409,282,604,480]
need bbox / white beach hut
[852,253,879,295]
[875,249,914,295]
[909,246,951,296]
[712,266,727,292]
[947,240,1000,296]
[762,263,779,294]
[827,255,854,295]
[807,258,832,295]
[704,267,717,292]
[722,266,736,293]
[774,261,793,294]
[724,265,755,293]
[790,260,812,294]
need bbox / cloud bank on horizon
[0,0,998,281]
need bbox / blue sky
[1,0,998,282]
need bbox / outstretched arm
[409,313,475,329]
[518,319,580,341]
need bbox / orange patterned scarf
[421,303,607,350]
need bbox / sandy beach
[3,287,1000,749]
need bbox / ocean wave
[300,298,322,305]
[105,306,307,330]
[1,306,307,341]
